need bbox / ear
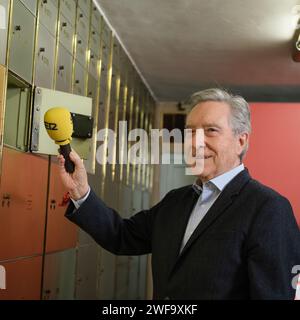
[237,132,249,155]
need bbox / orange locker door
[0,147,48,260]
[0,256,42,300]
[245,103,300,225]
[45,159,78,253]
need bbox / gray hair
[188,88,251,160]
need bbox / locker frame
[99,27,113,198]
[0,64,7,183]
[125,68,135,186]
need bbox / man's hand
[57,149,89,200]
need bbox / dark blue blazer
[65,169,300,299]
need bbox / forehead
[186,101,231,127]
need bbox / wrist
[69,185,89,201]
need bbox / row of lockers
[0,0,156,300]
[0,0,102,86]
[0,0,156,189]
[0,248,149,299]
[0,144,151,299]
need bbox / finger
[69,150,84,168]
[57,157,70,180]
[58,156,65,167]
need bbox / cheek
[209,138,236,159]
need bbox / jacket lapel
[166,187,200,276]
[168,169,251,276]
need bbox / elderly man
[59,88,300,300]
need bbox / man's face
[186,101,248,182]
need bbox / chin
[198,168,216,181]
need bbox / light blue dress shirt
[179,164,245,253]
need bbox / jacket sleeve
[65,188,174,256]
[247,195,300,299]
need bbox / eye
[206,127,218,132]
[205,127,219,136]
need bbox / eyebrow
[185,123,222,129]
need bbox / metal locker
[127,188,143,299]
[127,255,139,299]
[99,66,107,91]
[101,42,109,68]
[78,228,95,246]
[87,74,98,133]
[87,162,102,193]
[114,256,129,299]
[91,4,101,33]
[20,0,37,15]
[60,0,76,27]
[83,72,98,175]
[87,74,98,103]
[45,160,78,253]
[34,23,56,88]
[138,255,148,299]
[132,189,142,214]
[31,86,93,158]
[97,248,116,299]
[90,28,101,58]
[0,0,9,65]
[58,12,75,54]
[88,50,99,80]
[55,44,73,93]
[78,0,91,20]
[75,244,98,299]
[112,40,120,70]
[3,74,31,151]
[0,64,6,181]
[8,0,36,83]
[121,184,133,218]
[76,6,90,41]
[42,248,76,300]
[0,147,48,261]
[73,60,87,96]
[98,86,106,130]
[0,256,42,300]
[111,181,120,211]
[142,190,150,210]
[75,34,88,69]
[37,0,58,36]
[102,21,111,49]
[103,174,113,206]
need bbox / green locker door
[8,0,36,83]
[3,74,31,151]
[42,248,76,300]
[0,0,9,65]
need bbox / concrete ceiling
[97,0,300,102]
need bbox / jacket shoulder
[247,178,290,204]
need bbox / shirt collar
[192,163,245,195]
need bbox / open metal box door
[31,87,93,160]
[0,64,7,183]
